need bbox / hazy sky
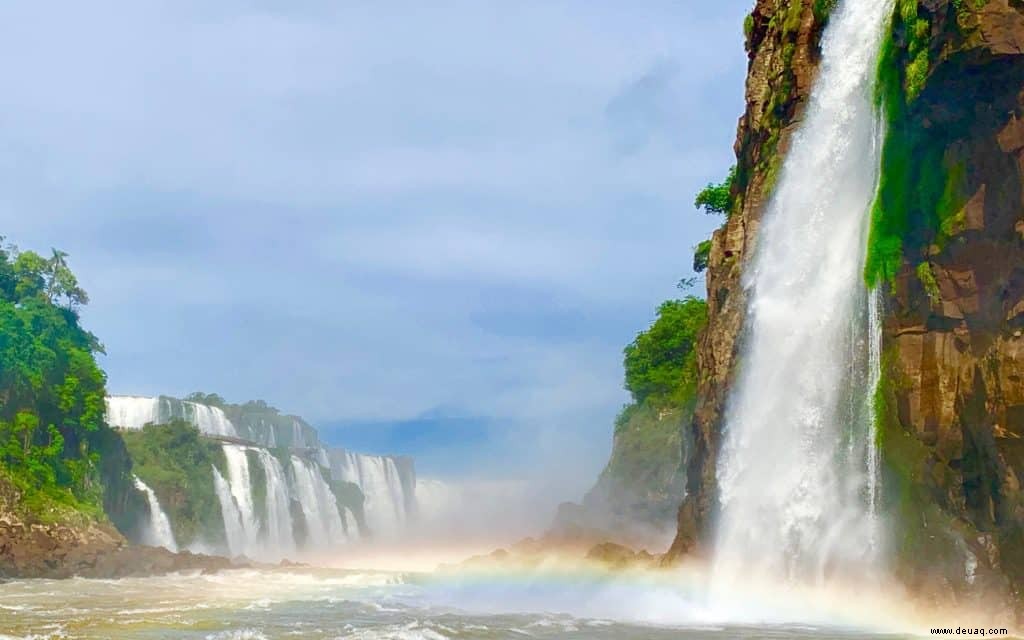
[1,1,750,498]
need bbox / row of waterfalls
[107,395,418,560]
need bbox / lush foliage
[121,421,227,547]
[694,166,737,216]
[185,391,226,407]
[0,240,126,520]
[623,297,707,407]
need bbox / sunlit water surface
[0,568,917,639]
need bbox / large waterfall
[712,0,892,590]
[106,396,237,438]
[110,394,421,559]
[132,476,177,552]
[329,449,415,537]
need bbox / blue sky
[1,1,750,498]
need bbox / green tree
[694,166,737,216]
[623,297,707,406]
[0,242,120,517]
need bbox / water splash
[131,475,178,552]
[712,0,892,591]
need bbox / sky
[0,1,751,503]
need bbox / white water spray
[132,476,177,552]
[713,0,892,591]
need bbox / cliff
[554,298,706,548]
[870,0,1024,609]
[670,0,1024,614]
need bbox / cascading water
[132,476,178,552]
[105,396,160,430]
[184,401,237,437]
[221,445,261,555]
[255,448,296,554]
[213,465,246,556]
[330,449,412,536]
[290,456,350,547]
[712,0,892,591]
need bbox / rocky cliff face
[669,0,828,558]
[873,0,1024,610]
[670,0,1024,615]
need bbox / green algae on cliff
[864,3,969,288]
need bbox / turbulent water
[0,568,917,639]
[713,0,892,590]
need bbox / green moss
[744,13,754,40]
[915,261,941,303]
[865,7,968,287]
[812,0,838,24]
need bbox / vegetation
[121,421,227,547]
[865,5,967,287]
[812,0,838,24]
[623,297,707,408]
[693,240,712,274]
[0,239,131,522]
[590,297,707,524]
[694,166,737,217]
[915,261,941,304]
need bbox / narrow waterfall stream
[712,0,893,591]
[132,476,178,552]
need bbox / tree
[623,297,707,406]
[695,165,737,216]
[0,243,112,512]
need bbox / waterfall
[212,465,246,556]
[105,395,238,438]
[105,396,160,429]
[221,445,261,556]
[254,448,296,554]
[132,476,177,552]
[184,401,237,437]
[289,456,349,546]
[712,0,892,590]
[329,449,412,536]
